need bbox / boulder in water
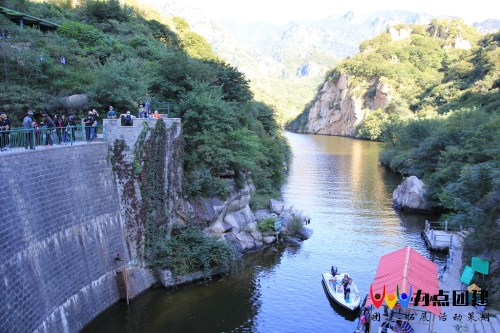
[296,227,313,240]
[393,176,431,212]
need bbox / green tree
[58,21,105,48]
[89,59,150,111]
[357,109,388,141]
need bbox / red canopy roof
[366,246,441,317]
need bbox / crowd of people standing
[21,111,80,149]
[0,102,163,151]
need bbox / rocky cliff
[295,74,391,136]
[289,20,478,137]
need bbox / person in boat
[399,320,414,333]
[330,277,337,289]
[343,277,351,300]
[380,321,390,333]
[392,320,404,333]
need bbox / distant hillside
[473,19,500,33]
[285,20,500,299]
[287,18,494,136]
[131,0,438,123]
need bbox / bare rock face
[388,27,412,41]
[254,209,273,221]
[374,82,391,109]
[221,205,255,234]
[295,227,313,240]
[393,176,431,212]
[236,231,260,251]
[157,267,223,288]
[178,182,254,228]
[453,36,472,50]
[300,74,392,136]
[45,94,89,112]
[301,74,363,136]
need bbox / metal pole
[123,262,129,306]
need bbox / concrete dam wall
[0,118,182,333]
[0,144,125,333]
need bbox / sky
[151,0,500,24]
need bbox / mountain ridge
[130,0,499,123]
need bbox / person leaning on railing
[91,109,99,140]
[67,115,77,143]
[120,111,135,126]
[107,106,117,119]
[83,111,94,142]
[40,114,55,147]
[55,114,63,144]
[0,113,11,151]
[60,115,68,145]
[23,111,35,150]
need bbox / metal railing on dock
[422,220,459,252]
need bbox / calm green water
[81,132,443,333]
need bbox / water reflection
[81,132,445,333]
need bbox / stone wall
[104,117,181,163]
[0,144,126,333]
[0,118,183,333]
[104,118,183,258]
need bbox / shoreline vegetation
[287,20,499,307]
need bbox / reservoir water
[81,132,443,333]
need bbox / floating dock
[421,220,454,251]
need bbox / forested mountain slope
[0,0,290,205]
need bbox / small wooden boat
[322,267,361,311]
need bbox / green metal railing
[0,125,108,152]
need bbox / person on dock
[362,307,371,332]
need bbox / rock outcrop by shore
[178,183,311,252]
[392,175,432,212]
